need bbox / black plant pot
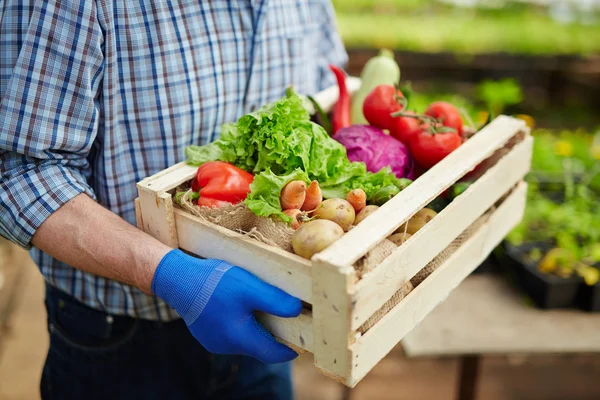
[576,282,600,312]
[502,242,582,309]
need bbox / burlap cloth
[177,189,295,252]
[175,188,400,272]
[356,211,492,335]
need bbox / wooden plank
[137,191,179,248]
[315,115,527,268]
[134,198,143,230]
[312,261,356,384]
[137,161,197,194]
[257,309,313,353]
[350,136,533,330]
[402,275,600,357]
[173,209,313,303]
[346,182,527,388]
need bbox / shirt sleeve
[0,1,104,249]
[313,1,349,91]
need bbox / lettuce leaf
[245,168,310,222]
[185,91,405,220]
[321,167,409,200]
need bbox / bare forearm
[31,193,171,294]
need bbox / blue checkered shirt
[0,0,347,320]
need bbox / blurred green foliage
[333,1,600,54]
[507,130,600,281]
[475,79,523,117]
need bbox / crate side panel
[138,191,179,248]
[312,262,356,383]
[314,115,527,268]
[347,182,527,387]
[134,198,143,230]
[174,209,313,303]
[351,136,533,330]
[257,309,313,353]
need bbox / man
[0,1,347,398]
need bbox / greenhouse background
[1,1,599,399]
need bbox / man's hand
[152,250,302,363]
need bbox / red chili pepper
[329,64,351,134]
[191,161,254,207]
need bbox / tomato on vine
[425,101,464,136]
[389,111,423,145]
[362,84,405,130]
[409,126,462,169]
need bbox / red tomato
[410,130,462,169]
[389,111,423,145]
[425,102,463,136]
[362,84,404,129]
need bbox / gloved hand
[152,249,302,363]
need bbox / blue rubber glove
[152,249,302,363]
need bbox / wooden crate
[135,80,532,387]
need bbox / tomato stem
[394,94,408,111]
[390,110,435,124]
[389,111,457,135]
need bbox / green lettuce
[185,91,406,220]
[245,169,310,222]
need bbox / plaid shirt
[0,0,347,320]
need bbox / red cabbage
[333,125,415,180]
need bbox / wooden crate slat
[257,309,313,353]
[314,115,527,268]
[137,161,198,194]
[312,261,356,383]
[350,135,533,330]
[173,209,313,303]
[137,191,179,248]
[134,198,143,230]
[346,182,527,387]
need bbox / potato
[388,232,412,246]
[313,198,355,232]
[397,208,437,235]
[354,205,379,225]
[292,220,344,260]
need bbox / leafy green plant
[530,129,600,192]
[508,130,600,284]
[335,12,600,55]
[475,78,523,117]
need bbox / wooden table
[401,274,600,400]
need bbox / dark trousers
[40,284,293,400]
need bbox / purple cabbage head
[333,125,415,179]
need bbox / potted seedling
[503,131,600,310]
